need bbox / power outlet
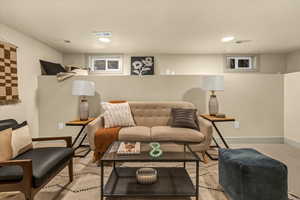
[58,122,65,130]
[234,121,240,129]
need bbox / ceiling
[1,0,300,54]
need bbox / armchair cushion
[0,147,73,188]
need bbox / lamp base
[79,98,89,121]
[209,94,219,116]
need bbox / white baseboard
[284,138,300,149]
[215,137,284,144]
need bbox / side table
[200,114,235,160]
[66,118,95,157]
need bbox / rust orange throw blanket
[94,100,126,161]
[94,127,121,161]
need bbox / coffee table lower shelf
[103,167,197,198]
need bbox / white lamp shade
[72,80,95,96]
[202,75,224,91]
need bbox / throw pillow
[11,124,33,158]
[171,108,200,130]
[101,102,136,128]
[0,128,13,161]
[0,123,33,161]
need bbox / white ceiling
[1,0,300,54]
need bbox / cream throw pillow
[102,102,136,128]
[0,128,13,161]
[0,124,33,161]
[11,125,33,158]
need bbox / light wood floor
[0,143,299,200]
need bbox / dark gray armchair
[0,119,74,200]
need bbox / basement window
[89,55,123,74]
[224,55,258,72]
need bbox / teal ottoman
[219,148,288,200]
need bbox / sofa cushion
[129,101,195,127]
[151,126,205,143]
[119,126,151,141]
[0,147,73,188]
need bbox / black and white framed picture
[131,56,154,76]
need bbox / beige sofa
[87,101,213,154]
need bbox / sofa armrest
[87,115,104,150]
[198,117,213,151]
[32,136,72,148]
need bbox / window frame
[89,55,123,74]
[224,55,259,73]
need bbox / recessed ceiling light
[95,31,112,37]
[221,36,235,42]
[64,40,71,43]
[94,31,112,43]
[98,37,111,43]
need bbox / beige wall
[63,53,86,67]
[284,72,300,145]
[129,54,223,74]
[259,54,286,73]
[286,50,300,73]
[284,50,300,146]
[0,24,62,137]
[38,74,284,141]
[63,53,287,75]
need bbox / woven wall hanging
[0,41,20,105]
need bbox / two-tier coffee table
[100,141,201,200]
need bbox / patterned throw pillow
[0,122,33,161]
[171,108,200,130]
[101,102,136,128]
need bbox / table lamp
[202,75,224,116]
[72,80,95,120]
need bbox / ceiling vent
[235,40,252,44]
